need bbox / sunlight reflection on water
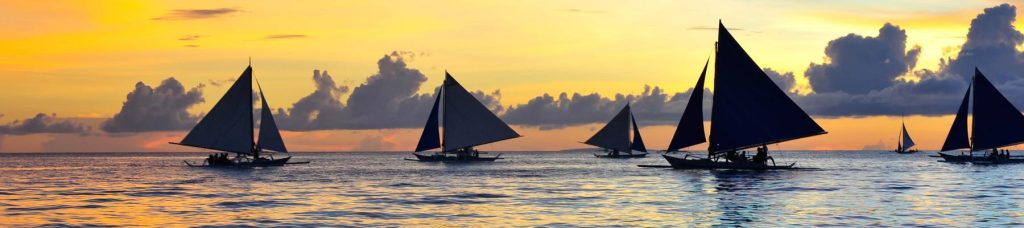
[1,151,1024,226]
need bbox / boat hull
[937,152,1024,164]
[594,153,648,158]
[662,154,794,170]
[186,156,292,168]
[895,149,919,154]
[408,153,503,162]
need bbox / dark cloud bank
[0,113,89,135]
[274,52,502,130]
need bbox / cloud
[502,85,714,129]
[764,68,798,94]
[178,35,202,41]
[184,44,199,48]
[353,133,398,151]
[265,34,308,39]
[789,4,1024,117]
[276,51,502,130]
[0,113,89,135]
[940,3,1024,85]
[152,8,239,20]
[805,23,921,94]
[102,78,205,132]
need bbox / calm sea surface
[1,151,1024,227]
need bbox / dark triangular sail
[900,123,915,150]
[630,114,647,152]
[708,22,826,153]
[415,91,442,152]
[179,66,254,154]
[667,59,708,151]
[971,68,1024,151]
[441,73,520,151]
[256,82,287,153]
[941,82,972,151]
[585,104,631,151]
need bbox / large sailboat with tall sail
[937,68,1024,164]
[408,72,521,162]
[894,120,918,154]
[586,103,648,158]
[174,64,302,167]
[660,21,827,170]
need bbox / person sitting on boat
[753,147,767,164]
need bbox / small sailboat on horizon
[937,68,1024,164]
[408,72,522,162]
[659,21,827,170]
[173,64,306,167]
[585,103,649,158]
[894,120,918,154]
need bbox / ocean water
[1,151,1023,227]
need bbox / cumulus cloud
[805,23,921,94]
[502,85,714,129]
[790,4,1024,117]
[152,8,239,20]
[276,51,502,130]
[939,3,1024,84]
[0,113,89,135]
[102,78,204,132]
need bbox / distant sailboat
[408,72,521,162]
[587,104,648,158]
[894,121,918,154]
[937,68,1024,163]
[174,65,304,167]
[660,21,827,170]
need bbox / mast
[249,65,256,157]
[441,72,448,153]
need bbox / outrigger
[407,72,520,162]
[654,21,827,170]
[172,64,308,167]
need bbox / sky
[3,0,1024,152]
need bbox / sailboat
[894,121,918,154]
[660,21,827,170]
[586,103,648,158]
[936,68,1024,164]
[408,71,521,162]
[173,65,302,167]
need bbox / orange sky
[2,1,1023,152]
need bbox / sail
[585,104,631,151]
[630,114,647,152]
[901,123,915,150]
[256,82,287,153]
[971,68,1024,151]
[708,22,826,153]
[941,82,972,151]
[441,72,521,151]
[415,91,442,152]
[179,66,254,154]
[667,59,708,151]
